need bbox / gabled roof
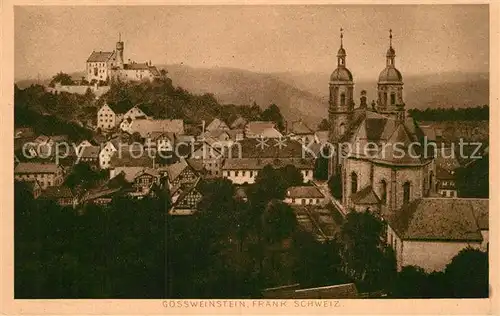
[15,162,61,174]
[41,186,74,199]
[289,120,314,135]
[206,118,229,131]
[123,62,150,70]
[245,121,276,134]
[87,51,114,62]
[230,116,247,129]
[80,145,100,159]
[286,186,324,198]
[129,119,185,138]
[166,159,189,182]
[351,186,380,205]
[387,198,486,242]
[222,157,315,170]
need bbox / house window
[403,181,411,205]
[316,198,320,204]
[236,171,240,177]
[351,172,358,194]
[380,180,387,205]
[340,93,346,106]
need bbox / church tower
[116,33,124,69]
[328,28,355,144]
[376,29,405,120]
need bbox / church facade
[327,29,436,218]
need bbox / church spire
[386,29,396,67]
[337,27,346,67]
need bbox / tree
[261,104,285,132]
[337,211,397,292]
[317,119,331,131]
[445,248,489,298]
[328,171,342,199]
[261,201,297,244]
[392,265,428,298]
[49,72,74,87]
[456,154,488,198]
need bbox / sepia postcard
[1,1,498,315]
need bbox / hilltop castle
[86,34,160,83]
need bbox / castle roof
[87,51,114,63]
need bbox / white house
[284,185,325,205]
[385,198,489,272]
[97,103,126,131]
[99,141,118,169]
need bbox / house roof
[222,157,315,170]
[230,116,247,129]
[15,162,61,174]
[289,120,314,135]
[286,186,324,198]
[129,119,184,138]
[166,159,189,182]
[436,166,456,180]
[87,51,114,62]
[232,138,314,159]
[111,167,147,183]
[80,145,100,158]
[123,62,150,70]
[351,186,381,205]
[387,198,486,242]
[245,121,276,135]
[472,199,489,230]
[41,186,74,199]
[206,118,229,131]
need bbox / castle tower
[376,29,405,120]
[116,33,124,69]
[328,28,355,144]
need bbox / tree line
[408,105,489,121]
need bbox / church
[326,30,488,272]
[327,29,435,217]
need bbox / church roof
[350,186,380,205]
[87,51,114,62]
[387,198,487,242]
[378,67,403,83]
[330,67,353,82]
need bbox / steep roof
[245,121,277,135]
[387,198,486,242]
[166,159,189,182]
[206,118,229,131]
[286,186,324,198]
[350,186,380,205]
[222,157,314,170]
[15,162,61,174]
[41,186,74,199]
[230,116,248,129]
[80,145,100,159]
[87,51,114,62]
[289,120,314,135]
[129,119,184,137]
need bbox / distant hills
[15,65,488,127]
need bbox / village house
[284,185,326,205]
[245,121,283,139]
[79,145,100,168]
[129,168,161,198]
[165,158,200,194]
[169,177,203,216]
[288,120,316,144]
[222,157,315,184]
[230,116,248,130]
[436,166,457,198]
[122,105,151,122]
[205,118,230,132]
[121,118,184,138]
[97,103,127,131]
[40,186,78,208]
[14,162,64,190]
[190,141,226,177]
[99,140,119,169]
[15,180,42,199]
[385,198,488,272]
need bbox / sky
[14,5,489,80]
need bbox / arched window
[351,172,358,194]
[380,180,387,205]
[403,181,411,205]
[390,93,396,105]
[340,93,346,106]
